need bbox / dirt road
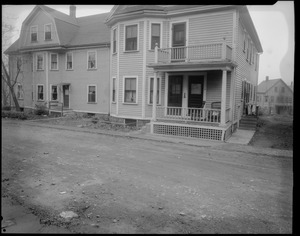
[1,119,293,233]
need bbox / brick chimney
[70,5,76,19]
[266,76,269,81]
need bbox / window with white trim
[149,77,160,104]
[113,28,117,54]
[17,83,23,99]
[125,24,138,51]
[31,26,38,42]
[45,24,52,40]
[37,85,44,101]
[124,77,137,103]
[112,78,116,102]
[88,85,96,103]
[36,54,44,70]
[50,53,58,70]
[150,23,161,49]
[87,51,96,69]
[66,52,73,70]
[51,85,58,101]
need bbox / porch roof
[147,60,237,72]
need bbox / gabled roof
[5,5,110,54]
[257,78,293,94]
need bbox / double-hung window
[50,53,58,70]
[112,78,116,102]
[113,28,117,54]
[45,24,52,40]
[31,26,38,42]
[149,77,160,104]
[150,23,161,49]
[17,84,23,99]
[88,85,96,103]
[87,51,96,69]
[37,54,44,70]
[51,85,58,101]
[125,24,138,51]
[37,85,44,101]
[124,77,137,103]
[66,52,73,70]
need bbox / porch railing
[156,42,232,64]
[156,106,222,124]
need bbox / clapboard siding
[188,11,234,47]
[234,14,260,121]
[118,21,144,117]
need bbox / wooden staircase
[239,115,258,131]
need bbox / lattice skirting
[153,123,231,141]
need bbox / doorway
[63,85,70,108]
[188,75,204,108]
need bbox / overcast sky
[2,3,294,86]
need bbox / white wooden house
[106,5,263,141]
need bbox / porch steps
[49,108,74,116]
[239,115,257,131]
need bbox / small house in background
[4,5,111,116]
[257,76,293,115]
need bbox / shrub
[2,110,28,120]
[34,103,49,116]
[2,106,11,111]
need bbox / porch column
[152,71,158,121]
[221,69,227,125]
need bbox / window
[252,47,255,64]
[37,85,44,101]
[112,78,116,102]
[113,28,117,54]
[149,77,160,104]
[282,87,285,93]
[51,85,58,101]
[88,85,96,103]
[275,87,278,92]
[125,24,138,51]
[32,85,34,101]
[243,31,246,52]
[150,23,161,49]
[17,56,22,71]
[124,77,137,103]
[31,26,38,42]
[87,51,96,69]
[45,24,52,40]
[17,84,23,99]
[264,96,268,102]
[50,53,58,70]
[37,54,44,70]
[66,52,73,70]
[246,38,250,61]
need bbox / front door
[168,75,183,115]
[188,76,204,108]
[172,22,186,61]
[63,85,69,108]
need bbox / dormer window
[31,26,38,42]
[45,24,52,40]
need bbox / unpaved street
[2,119,293,233]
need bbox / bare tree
[2,15,21,111]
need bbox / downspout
[45,52,49,106]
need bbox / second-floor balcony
[154,42,232,65]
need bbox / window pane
[152,24,160,37]
[126,25,137,38]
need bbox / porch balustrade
[156,106,224,124]
[155,42,232,64]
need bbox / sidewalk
[10,119,293,158]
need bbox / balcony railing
[155,42,232,64]
[156,106,223,124]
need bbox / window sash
[113,29,117,53]
[51,54,58,70]
[45,25,51,40]
[37,55,43,70]
[66,53,73,70]
[151,24,160,49]
[125,25,138,51]
[124,78,137,103]
[88,52,96,69]
[51,86,58,100]
[31,26,38,42]
[88,86,96,103]
[17,84,23,99]
[38,86,44,100]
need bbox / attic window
[31,26,38,42]
[45,24,52,40]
